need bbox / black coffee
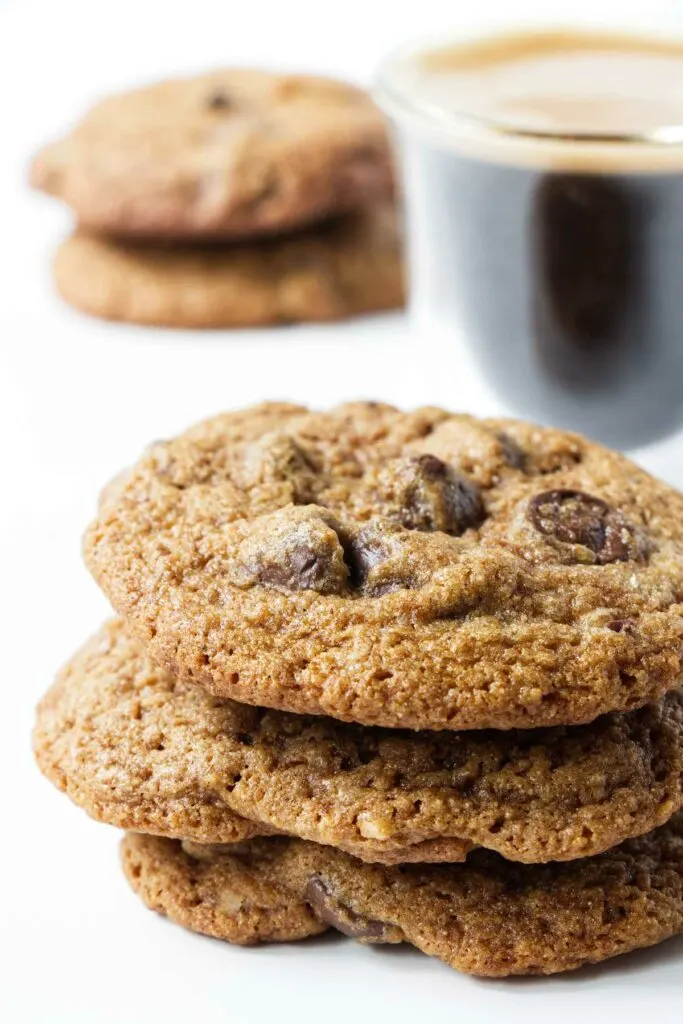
[382,29,683,447]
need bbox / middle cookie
[34,619,683,865]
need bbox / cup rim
[374,22,683,150]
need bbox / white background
[2,0,683,1020]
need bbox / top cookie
[30,70,393,239]
[84,402,683,731]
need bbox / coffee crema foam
[385,29,683,172]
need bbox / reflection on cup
[533,174,636,390]
[376,27,683,448]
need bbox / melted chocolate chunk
[344,521,412,596]
[305,876,395,943]
[527,489,640,564]
[235,509,349,595]
[345,525,388,588]
[255,541,341,592]
[391,455,484,535]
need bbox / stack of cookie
[30,72,403,327]
[34,402,683,976]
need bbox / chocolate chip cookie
[30,71,393,238]
[84,402,683,731]
[52,207,403,327]
[121,833,326,946]
[34,619,683,863]
[122,814,683,975]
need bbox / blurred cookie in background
[30,70,394,240]
[52,205,404,327]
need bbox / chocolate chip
[496,433,526,470]
[344,525,388,589]
[255,540,341,592]
[389,455,484,535]
[343,521,412,596]
[418,455,448,476]
[606,618,637,634]
[602,903,628,925]
[305,876,396,943]
[234,507,349,595]
[527,489,640,564]
[207,91,233,111]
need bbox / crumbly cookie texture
[52,207,403,328]
[122,815,683,976]
[35,620,683,864]
[30,70,393,238]
[84,402,683,731]
[121,833,327,945]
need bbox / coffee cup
[376,25,683,448]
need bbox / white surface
[2,1,683,1021]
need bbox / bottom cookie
[53,206,404,327]
[122,813,683,976]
